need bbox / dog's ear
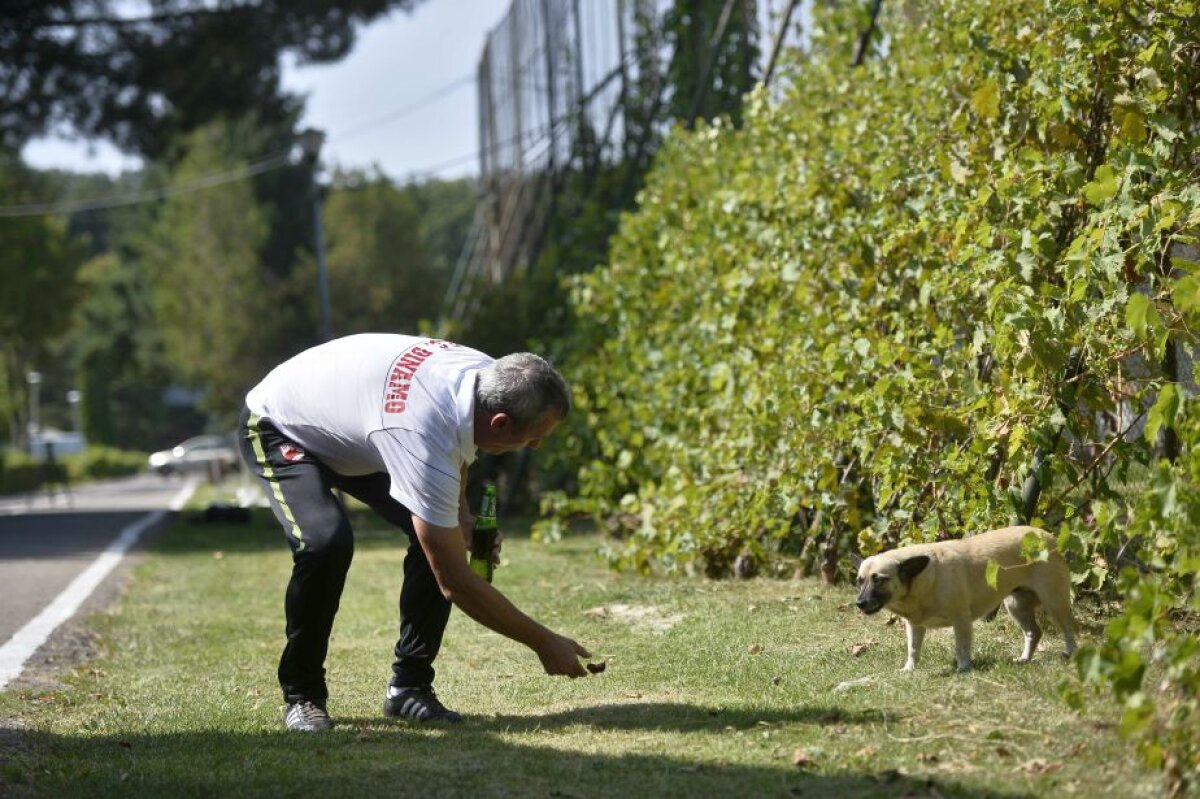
[898,554,930,586]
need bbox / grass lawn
[0,500,1166,798]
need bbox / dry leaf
[793,749,815,768]
[1019,759,1063,775]
[584,606,609,620]
[748,643,764,655]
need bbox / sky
[20,0,514,182]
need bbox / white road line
[0,480,198,691]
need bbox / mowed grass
[0,503,1165,798]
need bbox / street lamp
[26,371,42,453]
[297,127,333,343]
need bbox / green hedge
[0,445,146,494]
[545,0,1198,790]
[64,445,147,482]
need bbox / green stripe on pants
[247,413,305,550]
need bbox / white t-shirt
[245,334,493,527]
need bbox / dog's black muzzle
[855,594,886,615]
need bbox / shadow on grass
[0,722,1031,799]
[457,701,887,733]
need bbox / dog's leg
[1041,586,1077,658]
[903,621,925,671]
[1004,589,1042,662]
[952,618,973,672]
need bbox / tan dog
[855,526,1076,672]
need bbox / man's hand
[536,633,591,678]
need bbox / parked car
[148,434,238,476]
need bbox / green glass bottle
[469,483,498,582]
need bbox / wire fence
[443,0,808,321]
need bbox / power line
[0,150,292,219]
[0,71,483,217]
[329,74,475,145]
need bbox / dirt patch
[583,603,685,633]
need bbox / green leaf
[1083,165,1119,205]
[985,559,999,590]
[1144,383,1180,444]
[1172,275,1200,318]
[1021,530,1049,562]
[971,80,1001,120]
[1125,293,1155,337]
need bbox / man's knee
[293,513,354,566]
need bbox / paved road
[0,472,193,517]
[0,474,199,685]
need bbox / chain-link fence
[443,0,808,321]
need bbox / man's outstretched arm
[413,516,590,677]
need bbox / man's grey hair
[476,352,572,429]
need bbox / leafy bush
[546,0,1198,788]
[0,445,146,495]
[63,445,146,481]
[0,449,43,495]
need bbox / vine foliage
[541,0,1199,789]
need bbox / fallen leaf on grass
[748,644,764,655]
[584,606,609,620]
[833,676,875,693]
[849,641,876,657]
[212,551,224,560]
[1018,759,1063,775]
[792,749,815,768]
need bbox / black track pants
[238,408,453,705]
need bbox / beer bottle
[469,483,498,582]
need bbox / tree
[68,252,195,450]
[0,156,87,445]
[664,0,760,128]
[139,120,278,418]
[1,0,425,160]
[309,169,454,337]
